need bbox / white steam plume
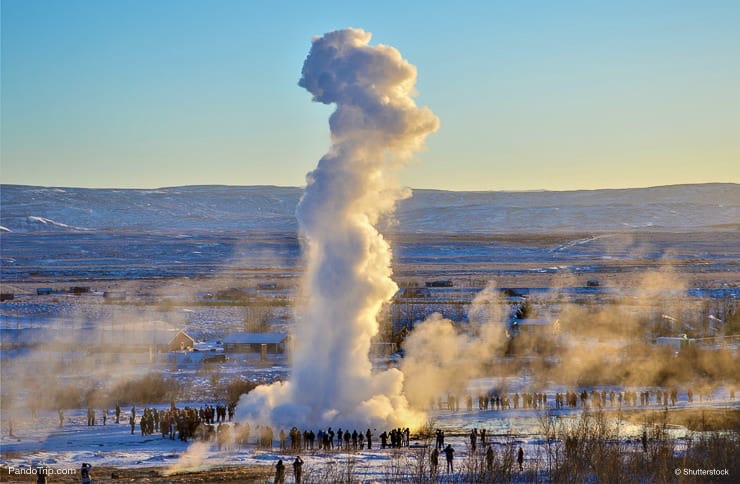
[236,28,439,429]
[401,283,509,408]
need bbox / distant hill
[1,183,738,234]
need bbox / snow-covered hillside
[0,185,300,234]
[1,183,738,234]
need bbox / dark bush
[105,373,182,406]
[219,378,259,407]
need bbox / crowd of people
[269,425,519,481]
[279,426,381,451]
[434,386,721,413]
[17,384,733,483]
[32,385,726,449]
[40,385,729,436]
[252,426,416,452]
[118,402,237,441]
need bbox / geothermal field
[1,28,739,483]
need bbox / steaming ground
[1,234,738,479]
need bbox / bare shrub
[460,447,488,483]
[303,455,358,483]
[218,377,258,406]
[105,372,182,406]
[554,409,625,482]
[481,438,516,482]
[682,431,740,477]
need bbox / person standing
[430,447,439,477]
[80,463,92,484]
[443,444,455,473]
[279,428,286,450]
[274,459,285,484]
[293,456,304,484]
[517,446,524,471]
[35,464,48,484]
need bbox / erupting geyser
[236,28,439,429]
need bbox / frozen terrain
[1,183,738,235]
[2,184,739,285]
[1,387,737,482]
[1,183,738,481]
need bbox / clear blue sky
[2,0,739,190]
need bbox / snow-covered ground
[2,183,738,481]
[2,284,738,481]
[1,391,737,480]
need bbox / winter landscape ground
[1,183,739,483]
[3,5,739,481]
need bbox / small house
[166,330,196,352]
[223,332,288,354]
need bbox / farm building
[223,332,288,354]
[163,329,195,351]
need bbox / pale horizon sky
[2,0,739,191]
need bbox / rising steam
[401,283,509,408]
[236,28,439,429]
